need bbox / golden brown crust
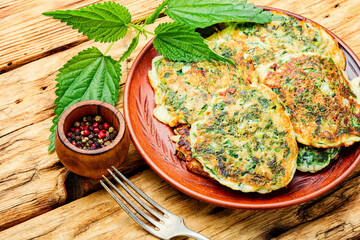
[259,54,360,147]
[174,125,210,178]
[152,10,352,193]
[190,85,298,193]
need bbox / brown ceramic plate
[124,7,360,209]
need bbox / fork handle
[179,226,210,240]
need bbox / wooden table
[1,0,360,239]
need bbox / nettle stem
[104,42,115,55]
[132,15,148,25]
[128,23,155,36]
[143,29,156,36]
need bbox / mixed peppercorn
[66,115,118,150]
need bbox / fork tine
[101,175,162,229]
[111,166,169,214]
[100,180,159,236]
[107,169,165,220]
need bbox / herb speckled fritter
[148,37,257,127]
[190,85,298,193]
[174,125,342,175]
[148,9,357,192]
[259,53,360,147]
[231,11,345,69]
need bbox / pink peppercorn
[68,115,117,150]
[98,132,106,139]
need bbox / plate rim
[124,6,360,209]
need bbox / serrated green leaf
[50,124,57,132]
[153,22,234,65]
[48,130,56,152]
[272,14,286,21]
[43,1,131,43]
[118,35,139,63]
[144,0,170,25]
[48,136,55,152]
[48,47,121,152]
[165,0,273,29]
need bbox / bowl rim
[124,6,360,209]
[57,100,125,155]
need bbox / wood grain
[0,16,168,138]
[0,121,144,231]
[2,168,360,240]
[1,0,360,237]
[0,17,168,230]
[0,0,163,73]
[1,0,359,74]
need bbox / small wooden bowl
[55,100,130,179]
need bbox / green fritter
[229,11,345,69]
[148,10,345,128]
[148,37,257,127]
[190,85,298,193]
[148,10,354,193]
[258,53,360,148]
[297,144,342,173]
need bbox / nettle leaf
[43,1,131,43]
[144,0,170,25]
[165,0,273,29]
[153,22,234,65]
[48,47,121,151]
[118,35,139,63]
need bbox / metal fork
[100,166,210,240]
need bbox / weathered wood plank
[1,0,360,235]
[0,15,168,138]
[0,0,163,73]
[0,118,145,231]
[1,0,359,74]
[0,17,168,230]
[2,167,360,240]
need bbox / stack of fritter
[148,11,360,193]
